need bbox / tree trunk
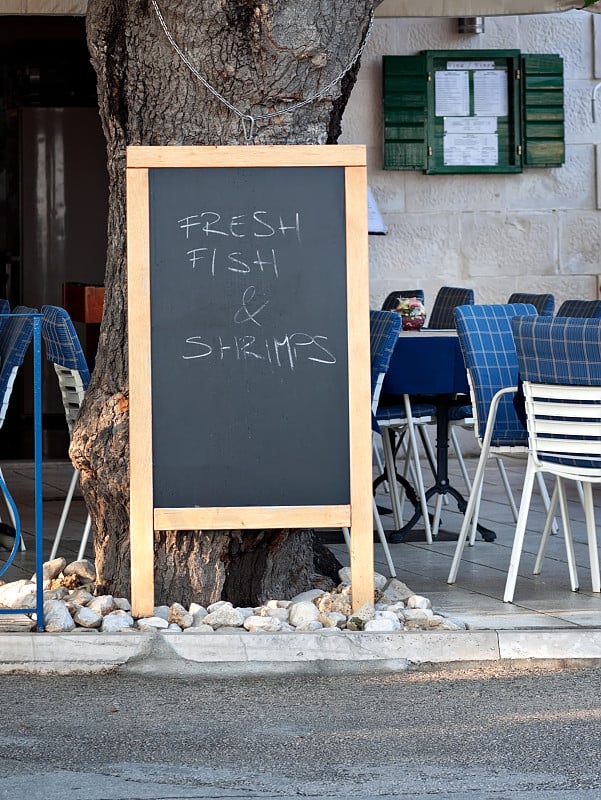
[72,0,375,607]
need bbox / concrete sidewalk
[1,443,601,675]
[3,626,601,676]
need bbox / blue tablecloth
[382,330,469,397]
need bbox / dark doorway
[0,17,108,457]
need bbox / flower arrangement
[394,297,427,330]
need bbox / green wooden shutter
[521,54,565,168]
[382,55,427,170]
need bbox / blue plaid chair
[0,299,10,336]
[423,288,476,501]
[41,305,92,561]
[343,310,402,576]
[506,316,601,602]
[375,331,437,543]
[381,289,425,311]
[556,299,601,318]
[427,286,474,330]
[370,310,403,406]
[0,306,37,552]
[508,292,555,316]
[447,303,557,585]
[514,300,601,428]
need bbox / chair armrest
[477,384,518,452]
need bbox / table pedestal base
[386,395,496,545]
[388,484,495,544]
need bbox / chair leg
[401,427,436,520]
[49,468,80,560]
[468,453,520,546]
[533,479,559,575]
[404,441,429,518]
[342,526,351,550]
[448,443,491,583]
[382,420,433,543]
[77,515,93,561]
[402,396,433,544]
[535,472,559,535]
[468,476,485,546]
[504,461,537,603]
[380,428,404,530]
[372,438,388,494]
[582,482,600,593]
[421,425,449,508]
[556,477,579,593]
[418,425,437,480]
[373,497,396,578]
[399,440,412,520]
[396,433,419,521]
[343,499,396,579]
[450,426,472,493]
[496,457,518,521]
[431,492,444,539]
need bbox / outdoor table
[381,328,495,544]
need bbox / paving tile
[447,612,577,630]
[498,629,601,659]
[550,611,601,626]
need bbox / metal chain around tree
[151,0,374,142]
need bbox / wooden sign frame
[126,145,372,617]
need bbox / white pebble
[136,616,169,630]
[364,618,402,632]
[406,595,432,610]
[288,601,320,627]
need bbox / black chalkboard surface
[148,166,350,508]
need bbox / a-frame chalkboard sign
[126,145,372,617]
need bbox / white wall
[340,10,601,313]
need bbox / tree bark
[73,0,376,607]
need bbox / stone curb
[2,628,601,676]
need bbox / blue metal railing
[0,312,44,631]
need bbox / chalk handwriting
[178,211,301,242]
[186,248,279,278]
[182,332,336,370]
[174,204,337,374]
[233,286,269,327]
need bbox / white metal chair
[447,303,557,586]
[41,305,92,561]
[504,316,601,603]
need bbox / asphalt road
[2,662,601,799]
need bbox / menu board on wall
[434,61,509,168]
[435,71,470,117]
[382,50,565,174]
[473,70,508,117]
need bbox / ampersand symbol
[233,286,269,327]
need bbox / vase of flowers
[395,297,427,330]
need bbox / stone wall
[340,10,601,312]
